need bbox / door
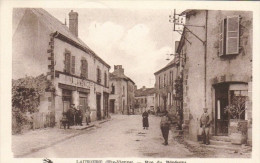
[110,100,115,113]
[103,93,109,118]
[62,89,72,113]
[96,94,101,120]
[79,95,88,123]
[215,83,229,136]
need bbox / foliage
[174,75,183,101]
[174,75,183,130]
[12,74,55,133]
[224,95,247,120]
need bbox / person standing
[200,107,211,145]
[85,106,91,125]
[142,110,149,130]
[160,111,170,145]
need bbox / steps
[211,136,231,142]
[204,136,242,151]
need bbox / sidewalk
[12,118,111,157]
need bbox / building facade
[109,65,136,115]
[154,55,182,117]
[13,8,110,126]
[176,10,252,144]
[135,86,156,114]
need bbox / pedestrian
[61,112,69,129]
[85,106,91,125]
[160,110,170,145]
[67,104,76,126]
[142,110,149,130]
[200,107,211,145]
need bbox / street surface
[25,115,192,158]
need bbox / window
[164,74,166,87]
[229,90,247,120]
[159,76,161,88]
[104,72,107,87]
[64,50,75,74]
[123,86,125,96]
[219,15,240,56]
[71,56,75,74]
[81,58,88,79]
[97,67,101,83]
[170,71,173,85]
[64,52,71,73]
[111,84,115,94]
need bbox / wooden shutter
[104,72,107,87]
[219,19,225,56]
[81,59,86,78]
[71,56,75,74]
[226,16,240,55]
[64,52,71,73]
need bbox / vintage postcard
[1,1,260,163]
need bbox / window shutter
[226,16,240,55]
[81,59,86,78]
[71,56,75,74]
[219,19,225,56]
[65,52,71,73]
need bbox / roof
[135,88,156,97]
[15,8,110,68]
[154,57,178,75]
[109,72,135,84]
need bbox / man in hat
[160,110,171,145]
[200,107,211,145]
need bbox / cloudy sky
[45,8,181,88]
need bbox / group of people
[142,107,211,146]
[61,104,91,129]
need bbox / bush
[12,74,54,134]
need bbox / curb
[15,118,112,157]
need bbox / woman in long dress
[142,110,149,130]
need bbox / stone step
[211,136,231,142]
[201,143,241,151]
[210,139,231,146]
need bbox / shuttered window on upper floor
[81,58,88,79]
[226,16,240,55]
[97,67,101,83]
[64,52,71,73]
[219,15,240,56]
[71,56,75,74]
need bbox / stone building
[109,65,136,114]
[154,51,183,116]
[13,8,110,126]
[135,86,156,114]
[176,10,252,144]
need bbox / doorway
[214,83,229,136]
[62,89,72,113]
[110,99,115,113]
[96,94,102,120]
[79,92,88,123]
[103,93,109,118]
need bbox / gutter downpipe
[204,10,208,108]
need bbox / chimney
[69,10,78,37]
[114,65,124,75]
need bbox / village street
[16,114,250,158]
[24,115,192,158]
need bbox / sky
[45,8,181,89]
